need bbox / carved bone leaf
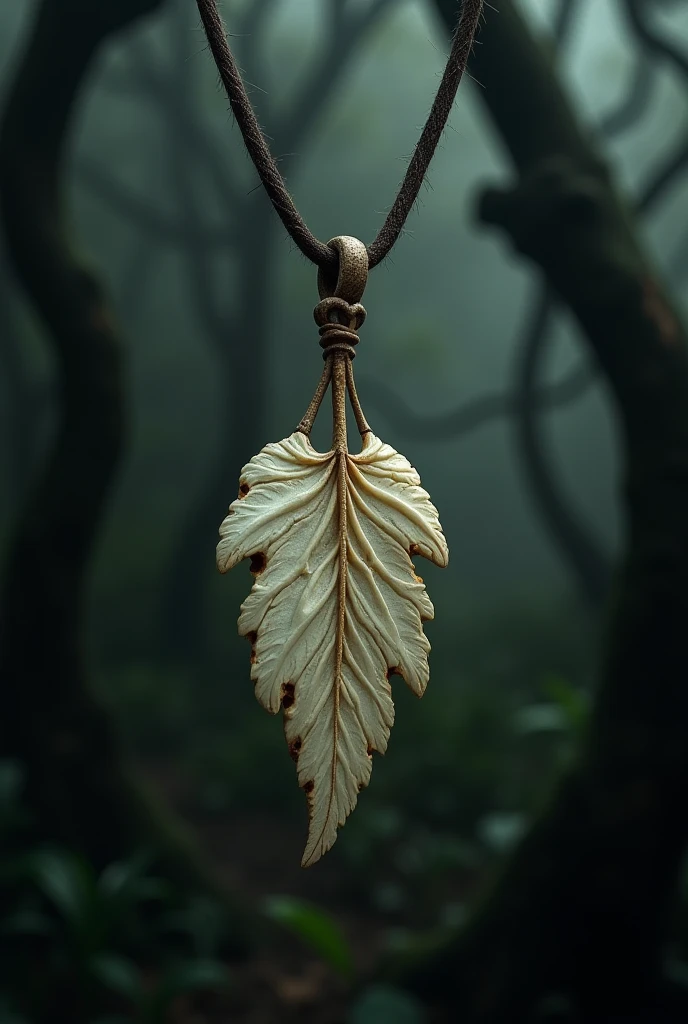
[217,429,448,867]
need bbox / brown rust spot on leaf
[386,666,401,681]
[408,544,424,583]
[281,681,295,709]
[245,631,258,665]
[303,779,314,794]
[238,482,250,498]
[289,737,302,762]
[250,551,266,575]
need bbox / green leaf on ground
[263,895,354,980]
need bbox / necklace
[198,0,483,867]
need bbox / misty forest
[1,0,688,1021]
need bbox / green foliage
[0,762,231,1023]
[82,952,231,1024]
[160,894,229,960]
[263,895,354,980]
[94,595,594,951]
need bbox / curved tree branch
[102,50,241,210]
[155,0,250,663]
[273,0,397,165]
[153,0,399,666]
[0,0,251,948]
[378,0,680,607]
[78,155,236,248]
[374,0,612,606]
[623,0,688,85]
[0,0,161,862]
[362,357,594,441]
[509,0,679,608]
[0,248,46,510]
[511,286,611,607]
[616,1,688,213]
[637,132,688,212]
[490,0,611,608]
[159,5,231,342]
[551,0,580,48]
[671,226,688,281]
[395,1,688,1018]
[598,50,654,136]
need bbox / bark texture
[0,0,248,952]
[390,2,688,1019]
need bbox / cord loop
[317,236,369,304]
[313,295,367,361]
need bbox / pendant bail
[317,236,368,304]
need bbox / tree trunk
[388,2,688,1019]
[0,0,249,950]
[511,284,610,607]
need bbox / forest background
[1,0,688,1021]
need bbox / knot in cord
[313,236,368,359]
[313,296,366,361]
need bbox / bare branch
[0,0,161,862]
[391,0,673,455]
[598,51,654,136]
[167,0,230,343]
[623,0,688,84]
[614,2,688,215]
[671,226,688,281]
[364,282,610,605]
[378,0,609,606]
[272,0,397,172]
[511,285,610,606]
[363,352,594,441]
[637,132,688,213]
[0,249,46,504]
[77,156,235,247]
[552,0,580,47]
[101,38,242,210]
[399,4,688,1014]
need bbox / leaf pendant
[217,237,449,866]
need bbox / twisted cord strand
[195,0,483,269]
